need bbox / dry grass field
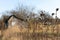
[0,21,60,40]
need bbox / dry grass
[0,21,60,40]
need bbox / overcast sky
[0,0,60,18]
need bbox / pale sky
[0,0,60,18]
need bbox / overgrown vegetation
[0,5,60,40]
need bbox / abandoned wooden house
[4,15,28,29]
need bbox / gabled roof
[7,15,24,21]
